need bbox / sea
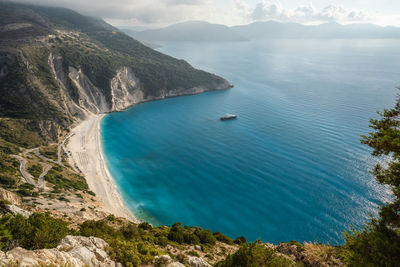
[101,39,400,245]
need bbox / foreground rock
[0,188,21,206]
[188,256,212,267]
[276,242,344,267]
[154,255,212,267]
[0,235,117,267]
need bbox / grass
[27,163,43,180]
[39,144,58,161]
[44,166,88,191]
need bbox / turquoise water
[101,39,400,245]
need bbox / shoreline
[67,114,137,222]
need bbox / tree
[0,214,12,249]
[342,97,400,266]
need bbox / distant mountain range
[123,20,400,42]
[122,21,248,42]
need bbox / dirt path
[36,161,52,189]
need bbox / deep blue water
[101,39,400,245]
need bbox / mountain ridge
[126,20,248,42]
[127,20,400,43]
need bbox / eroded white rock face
[0,235,117,267]
[110,67,144,111]
[3,204,32,218]
[188,256,212,267]
[69,67,109,114]
[0,188,21,205]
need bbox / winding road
[13,133,74,190]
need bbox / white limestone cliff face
[0,235,118,267]
[49,53,232,127]
[68,66,109,114]
[49,53,92,120]
[49,54,143,119]
[110,67,144,111]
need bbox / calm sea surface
[101,39,400,245]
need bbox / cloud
[10,0,212,26]
[236,1,374,24]
[9,0,385,27]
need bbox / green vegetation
[27,163,43,180]
[78,220,238,266]
[44,168,88,191]
[0,213,70,250]
[39,145,58,161]
[216,240,294,267]
[214,231,234,245]
[167,222,217,247]
[340,98,400,266]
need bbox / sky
[10,0,400,29]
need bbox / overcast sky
[11,0,400,29]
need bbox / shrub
[168,229,184,244]
[156,236,169,247]
[0,175,16,186]
[107,215,116,222]
[108,239,163,266]
[188,250,200,257]
[214,232,234,245]
[183,232,200,245]
[5,213,70,249]
[195,229,216,246]
[121,224,140,240]
[234,236,247,245]
[87,190,96,196]
[138,222,152,230]
[79,220,118,239]
[216,241,294,267]
[16,188,32,197]
[288,240,304,252]
[27,164,42,179]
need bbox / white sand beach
[67,114,137,221]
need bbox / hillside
[128,21,248,42]
[0,3,232,146]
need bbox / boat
[220,113,238,120]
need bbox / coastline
[67,114,137,222]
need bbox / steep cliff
[0,2,232,145]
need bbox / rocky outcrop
[188,256,212,267]
[276,242,344,267]
[0,204,32,218]
[155,255,185,267]
[110,67,144,111]
[0,235,117,267]
[68,66,109,114]
[0,188,21,206]
[154,255,212,267]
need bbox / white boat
[220,113,238,120]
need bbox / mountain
[128,21,248,42]
[0,3,232,146]
[232,21,400,39]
